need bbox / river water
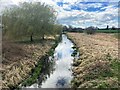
[26,34,75,88]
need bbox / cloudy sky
[0,0,119,28]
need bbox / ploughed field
[68,33,119,88]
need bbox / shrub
[84,26,96,34]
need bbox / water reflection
[27,34,75,88]
[41,34,74,88]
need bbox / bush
[84,26,96,34]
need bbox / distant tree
[84,26,96,34]
[69,25,73,30]
[63,26,68,32]
[112,26,116,30]
[95,27,99,30]
[106,25,109,30]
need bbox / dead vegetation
[68,33,119,88]
[1,40,54,88]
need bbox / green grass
[20,34,62,87]
[97,30,118,33]
[110,59,119,78]
[97,30,120,39]
[98,55,119,81]
[71,53,119,88]
[71,45,79,57]
[97,56,119,88]
[21,59,43,86]
[97,82,110,88]
[114,33,120,39]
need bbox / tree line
[2,2,62,42]
[63,25,118,34]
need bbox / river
[25,34,76,88]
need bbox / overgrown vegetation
[48,34,62,56]
[21,55,48,87]
[71,54,120,88]
[2,2,63,89]
[68,33,119,88]
[2,2,62,42]
[65,33,79,57]
[71,46,79,57]
[19,34,62,87]
[84,26,96,34]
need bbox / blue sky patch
[0,0,119,28]
[78,2,109,12]
[57,2,69,7]
[70,5,81,10]
[57,2,64,7]
[84,7,105,12]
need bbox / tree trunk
[30,34,33,42]
[42,34,44,40]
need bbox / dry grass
[1,40,54,88]
[68,33,119,88]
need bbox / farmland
[1,0,119,89]
[96,29,118,33]
[67,33,119,88]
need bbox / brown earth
[68,33,119,88]
[1,39,54,88]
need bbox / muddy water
[27,34,75,88]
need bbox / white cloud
[0,0,14,14]
[0,0,119,28]
[53,0,81,3]
[82,0,119,2]
[58,2,118,28]
[11,0,25,5]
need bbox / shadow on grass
[15,38,55,44]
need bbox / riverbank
[1,38,56,89]
[68,33,119,88]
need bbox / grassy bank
[2,41,52,89]
[2,34,62,89]
[20,55,52,87]
[65,33,79,57]
[67,33,119,88]
[20,34,62,88]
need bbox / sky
[0,0,120,28]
